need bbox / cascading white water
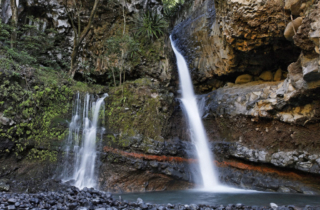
[62,93,108,189]
[170,36,230,191]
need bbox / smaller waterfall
[62,93,108,189]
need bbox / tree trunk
[111,68,116,87]
[10,0,18,48]
[119,69,122,86]
[65,0,100,78]
[122,3,126,35]
[69,46,78,78]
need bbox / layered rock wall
[168,0,320,194]
[171,0,301,92]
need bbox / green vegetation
[0,67,73,161]
[0,0,182,162]
[104,34,140,87]
[0,58,106,161]
[162,0,185,19]
[134,10,168,42]
[105,78,173,150]
[103,9,168,87]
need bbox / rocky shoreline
[0,186,319,210]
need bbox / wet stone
[190,204,199,210]
[158,205,166,210]
[137,198,144,205]
[7,205,16,210]
[167,203,174,209]
[141,203,148,209]
[236,203,243,208]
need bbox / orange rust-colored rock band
[104,146,197,163]
[103,146,305,181]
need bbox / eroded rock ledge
[230,143,320,174]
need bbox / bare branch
[77,0,100,47]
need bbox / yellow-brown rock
[259,71,273,81]
[284,17,303,41]
[284,0,302,16]
[235,74,253,84]
[274,68,282,81]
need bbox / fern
[134,10,168,42]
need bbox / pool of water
[119,190,320,207]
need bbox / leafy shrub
[104,34,141,86]
[134,10,168,42]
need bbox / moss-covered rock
[0,59,107,162]
[104,78,175,153]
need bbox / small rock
[278,186,291,193]
[235,74,253,84]
[284,17,303,41]
[7,205,16,210]
[92,198,100,204]
[235,203,243,208]
[270,203,278,210]
[284,0,302,15]
[225,82,234,87]
[68,202,78,210]
[274,68,282,81]
[158,206,166,210]
[259,71,273,81]
[190,204,198,210]
[287,205,298,210]
[302,58,320,82]
[137,198,144,205]
[167,203,174,209]
[0,113,15,126]
[302,191,315,195]
[141,204,148,210]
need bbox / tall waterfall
[62,93,108,189]
[170,36,228,191]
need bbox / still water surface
[120,190,320,207]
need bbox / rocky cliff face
[0,0,173,83]
[1,0,320,195]
[170,0,318,92]
[167,0,320,194]
[98,1,319,194]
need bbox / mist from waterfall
[61,93,108,189]
[170,36,233,191]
